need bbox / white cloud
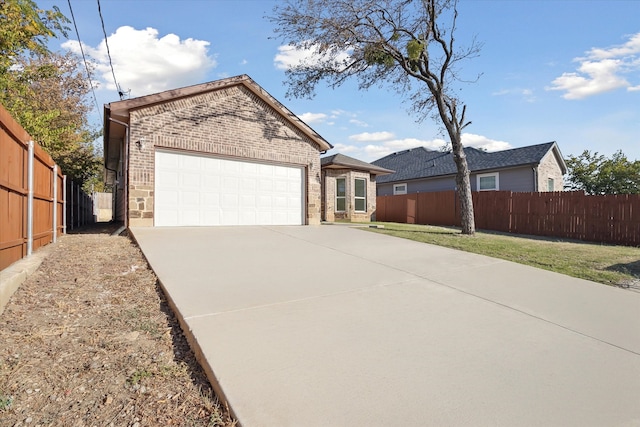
[330,143,359,154]
[547,32,640,99]
[348,131,395,142]
[349,119,368,127]
[63,26,216,96]
[461,133,512,152]
[492,87,536,103]
[299,112,328,124]
[548,59,629,99]
[240,59,248,65]
[331,133,511,162]
[587,33,640,60]
[274,43,351,71]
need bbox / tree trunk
[451,137,475,235]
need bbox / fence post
[26,140,34,256]
[77,183,81,228]
[63,175,67,234]
[52,165,58,243]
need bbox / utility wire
[96,0,124,99]
[67,0,101,118]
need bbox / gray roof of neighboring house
[372,141,566,184]
[321,153,395,175]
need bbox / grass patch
[365,222,640,286]
[127,369,153,385]
[0,394,12,411]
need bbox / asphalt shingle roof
[372,142,560,184]
[321,153,394,175]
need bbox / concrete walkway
[130,225,640,427]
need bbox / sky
[40,0,639,163]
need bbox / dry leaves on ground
[0,223,235,427]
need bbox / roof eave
[104,75,333,153]
[321,162,394,175]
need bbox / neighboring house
[103,75,332,227]
[321,153,394,222]
[373,141,567,196]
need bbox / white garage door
[155,150,304,226]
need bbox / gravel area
[0,223,235,427]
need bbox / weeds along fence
[0,104,94,271]
[376,190,640,247]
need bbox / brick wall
[127,85,322,226]
[537,150,565,191]
[322,168,377,222]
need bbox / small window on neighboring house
[393,183,407,195]
[336,178,346,211]
[477,173,499,191]
[354,178,367,212]
[547,178,554,192]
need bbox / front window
[547,178,554,192]
[393,183,407,195]
[336,178,346,211]
[354,178,367,212]
[477,173,499,191]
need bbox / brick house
[321,153,393,222]
[103,75,332,227]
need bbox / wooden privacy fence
[376,191,640,246]
[65,180,94,231]
[93,192,113,222]
[0,104,94,271]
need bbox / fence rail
[376,190,640,246]
[1,104,94,271]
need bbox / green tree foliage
[0,0,67,73]
[271,0,481,234]
[0,0,102,190]
[565,150,640,195]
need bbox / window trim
[354,178,367,212]
[393,183,407,195]
[547,178,554,192]
[477,172,499,191]
[335,177,346,212]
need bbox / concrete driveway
[130,225,640,427]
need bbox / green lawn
[364,222,640,286]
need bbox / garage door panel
[203,175,220,189]
[221,210,239,226]
[222,161,240,173]
[241,178,257,192]
[181,209,200,224]
[181,172,201,187]
[239,211,257,225]
[156,209,178,226]
[155,151,303,226]
[273,196,288,208]
[258,164,272,175]
[201,210,220,224]
[257,195,272,209]
[222,176,239,190]
[241,162,258,174]
[259,180,273,192]
[157,171,179,187]
[202,193,220,207]
[222,193,239,208]
[157,153,179,168]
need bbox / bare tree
[271,0,481,234]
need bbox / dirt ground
[0,223,236,427]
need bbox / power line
[66,0,101,117]
[96,0,124,100]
